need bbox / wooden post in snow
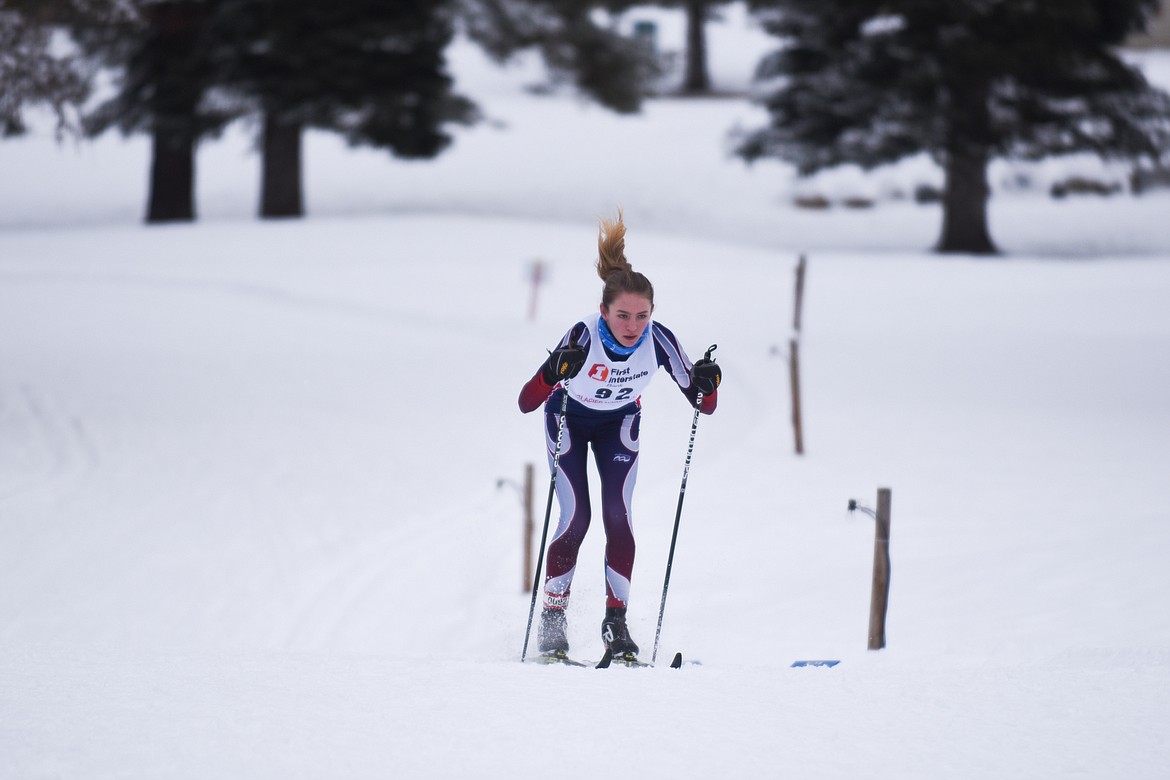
[788,338,804,455]
[522,463,535,592]
[868,487,892,650]
[789,254,807,455]
[793,253,807,332]
[527,260,545,321]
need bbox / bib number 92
[594,387,634,401]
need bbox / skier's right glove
[542,342,587,385]
[690,358,721,395]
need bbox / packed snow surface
[2,6,1169,778]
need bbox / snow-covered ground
[2,6,1169,778]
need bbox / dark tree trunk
[936,148,997,255]
[936,74,998,255]
[146,127,196,223]
[141,1,206,224]
[260,113,304,219]
[681,0,710,94]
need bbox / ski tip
[791,659,841,668]
[670,652,683,669]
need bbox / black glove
[690,358,721,395]
[542,342,586,384]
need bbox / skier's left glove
[690,359,721,395]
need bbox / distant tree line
[4,0,1170,254]
[2,0,659,223]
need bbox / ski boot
[600,606,640,664]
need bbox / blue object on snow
[791,660,840,668]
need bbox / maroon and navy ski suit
[518,316,716,611]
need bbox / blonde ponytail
[596,211,631,280]
[595,210,654,310]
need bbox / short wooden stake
[793,253,807,332]
[788,337,804,455]
[868,487,892,650]
[789,254,807,455]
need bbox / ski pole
[651,344,717,664]
[520,377,572,662]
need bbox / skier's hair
[596,210,654,310]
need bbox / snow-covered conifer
[739,0,1170,254]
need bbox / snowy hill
[2,6,1169,779]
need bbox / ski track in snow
[0,382,99,500]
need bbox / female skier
[517,212,721,662]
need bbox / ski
[530,649,689,669]
[534,650,589,667]
[597,649,649,668]
[595,649,685,669]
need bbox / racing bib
[565,313,659,410]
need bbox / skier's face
[601,292,653,347]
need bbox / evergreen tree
[458,0,660,112]
[676,0,728,94]
[0,0,98,138]
[78,0,237,223]
[212,0,657,219]
[599,0,732,95]
[206,0,477,219]
[739,0,1170,254]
